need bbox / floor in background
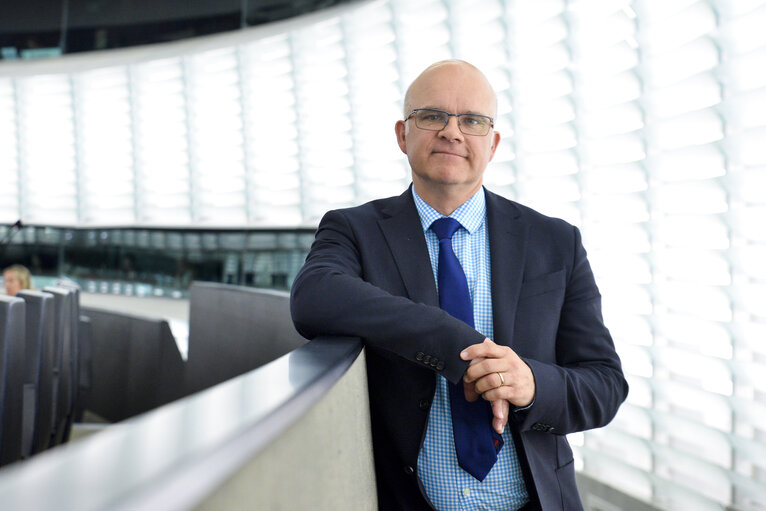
[79,292,190,322]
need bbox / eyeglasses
[405,108,494,136]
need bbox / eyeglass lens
[413,109,491,136]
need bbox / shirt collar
[412,185,486,235]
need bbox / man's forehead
[407,71,495,111]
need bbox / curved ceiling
[0,0,356,56]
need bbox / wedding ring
[497,372,505,386]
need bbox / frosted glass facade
[1,0,766,508]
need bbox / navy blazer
[291,187,628,510]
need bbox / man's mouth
[432,151,467,158]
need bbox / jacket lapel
[486,189,528,348]
[378,187,439,307]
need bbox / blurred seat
[42,287,77,447]
[0,295,26,466]
[73,315,92,423]
[15,289,56,457]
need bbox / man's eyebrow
[419,106,490,116]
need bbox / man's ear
[488,130,501,161]
[395,120,408,154]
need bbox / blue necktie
[431,217,502,482]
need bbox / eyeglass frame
[404,108,495,136]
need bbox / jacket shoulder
[485,188,575,233]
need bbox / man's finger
[492,399,509,434]
[460,338,506,361]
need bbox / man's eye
[422,113,444,122]
[462,116,482,126]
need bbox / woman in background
[3,264,32,296]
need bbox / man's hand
[460,339,536,433]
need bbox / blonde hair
[3,264,32,291]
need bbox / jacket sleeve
[513,225,629,435]
[290,208,485,384]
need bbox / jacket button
[436,361,445,371]
[423,355,431,364]
[429,358,438,367]
[418,399,430,411]
[416,352,424,361]
[403,466,415,475]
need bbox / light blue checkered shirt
[412,186,529,511]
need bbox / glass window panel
[646,73,721,118]
[580,164,647,194]
[625,375,653,407]
[512,43,571,74]
[731,206,766,242]
[515,96,575,128]
[654,181,728,215]
[582,193,650,223]
[657,346,733,395]
[579,102,644,137]
[656,313,732,358]
[518,150,579,176]
[517,124,577,152]
[603,313,653,347]
[73,67,134,224]
[644,37,720,88]
[620,344,654,377]
[600,283,653,315]
[579,70,642,109]
[655,379,732,431]
[736,282,766,319]
[610,403,653,439]
[641,1,717,53]
[733,244,766,280]
[739,127,766,165]
[652,144,725,181]
[518,175,580,203]
[653,214,729,249]
[654,445,732,505]
[510,16,568,49]
[0,78,19,223]
[17,74,78,224]
[581,134,646,165]
[731,89,766,129]
[654,248,731,285]
[721,2,766,54]
[584,428,653,470]
[656,281,732,321]
[649,110,724,150]
[728,47,766,92]
[737,360,766,396]
[585,222,650,252]
[571,7,636,48]
[579,450,653,503]
[514,72,574,104]
[575,41,639,76]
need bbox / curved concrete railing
[0,335,376,510]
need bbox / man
[291,60,628,510]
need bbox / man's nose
[439,115,463,140]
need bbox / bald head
[403,60,497,119]
[394,59,501,215]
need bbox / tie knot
[431,217,462,241]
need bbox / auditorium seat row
[0,286,91,466]
[2,281,307,472]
